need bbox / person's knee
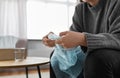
[84,49,110,71]
[86,48,116,63]
[84,48,119,78]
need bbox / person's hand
[42,32,55,47]
[56,31,87,48]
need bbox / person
[42,0,120,78]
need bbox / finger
[42,38,51,45]
[44,42,49,46]
[43,39,55,47]
[47,32,54,37]
[60,43,65,47]
[59,31,68,36]
[42,32,54,39]
[42,37,48,43]
[49,32,54,34]
[55,38,63,44]
[58,43,69,49]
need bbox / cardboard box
[0,48,27,61]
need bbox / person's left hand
[56,31,87,48]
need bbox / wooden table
[0,57,50,78]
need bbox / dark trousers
[50,48,120,78]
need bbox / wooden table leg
[25,67,29,78]
[37,65,41,78]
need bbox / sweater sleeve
[70,3,88,52]
[85,1,120,52]
[70,3,83,32]
[85,15,120,52]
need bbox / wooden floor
[0,67,50,78]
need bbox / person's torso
[80,0,119,34]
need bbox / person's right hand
[42,32,55,47]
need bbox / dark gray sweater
[70,0,120,52]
